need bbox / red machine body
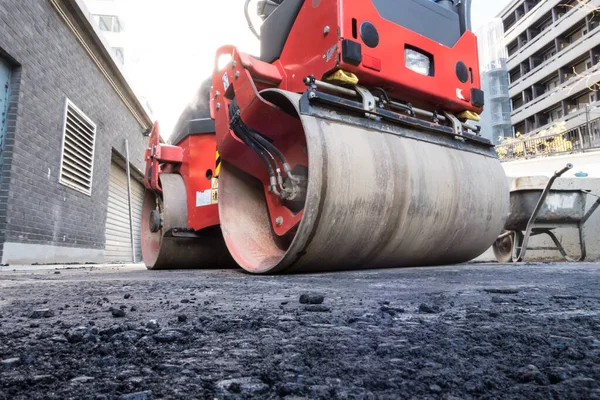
[144,122,219,232]
[268,0,482,112]
[145,0,484,240]
[208,0,484,239]
[140,0,506,273]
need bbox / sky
[120,0,513,138]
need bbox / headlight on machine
[405,48,432,76]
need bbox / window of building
[546,77,559,91]
[567,23,587,43]
[539,17,553,32]
[514,123,525,137]
[507,40,519,58]
[543,49,556,61]
[503,13,517,32]
[573,58,591,74]
[93,15,122,33]
[591,15,600,30]
[550,108,563,121]
[59,99,96,195]
[563,69,575,81]
[96,16,109,31]
[511,95,524,111]
[509,67,521,84]
[113,18,121,33]
[113,47,125,65]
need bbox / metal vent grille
[59,100,96,195]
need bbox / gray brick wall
[0,62,21,262]
[0,0,150,258]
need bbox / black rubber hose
[228,100,285,175]
[246,130,281,177]
[250,132,288,167]
[241,123,285,189]
[228,102,276,166]
[228,102,274,177]
[245,0,261,40]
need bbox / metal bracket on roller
[354,85,378,120]
[443,111,464,138]
[168,227,200,238]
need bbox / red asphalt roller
[141,0,508,273]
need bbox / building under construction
[501,0,600,136]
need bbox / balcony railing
[507,0,592,69]
[508,4,599,91]
[504,0,562,41]
[511,66,600,121]
[496,116,600,161]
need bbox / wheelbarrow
[493,163,600,263]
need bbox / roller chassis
[141,0,509,273]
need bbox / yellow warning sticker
[211,177,219,204]
[215,151,221,177]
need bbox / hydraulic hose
[245,0,261,40]
[247,134,284,193]
[249,131,300,183]
[228,101,284,193]
[229,102,274,178]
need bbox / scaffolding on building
[477,18,513,145]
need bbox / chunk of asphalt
[299,294,325,305]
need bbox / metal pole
[124,139,136,263]
[585,104,591,150]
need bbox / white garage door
[104,162,144,263]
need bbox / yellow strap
[457,110,481,122]
[325,70,359,85]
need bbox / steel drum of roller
[141,174,234,270]
[218,90,509,274]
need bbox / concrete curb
[0,263,145,273]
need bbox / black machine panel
[260,0,305,63]
[371,0,462,48]
[169,78,214,145]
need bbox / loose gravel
[1,263,600,399]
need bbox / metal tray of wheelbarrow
[493,164,600,263]
[504,189,587,231]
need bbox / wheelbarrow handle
[539,163,573,213]
[554,163,573,178]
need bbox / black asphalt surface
[1,262,600,399]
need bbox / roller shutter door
[104,162,144,262]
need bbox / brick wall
[0,0,150,261]
[0,62,22,263]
